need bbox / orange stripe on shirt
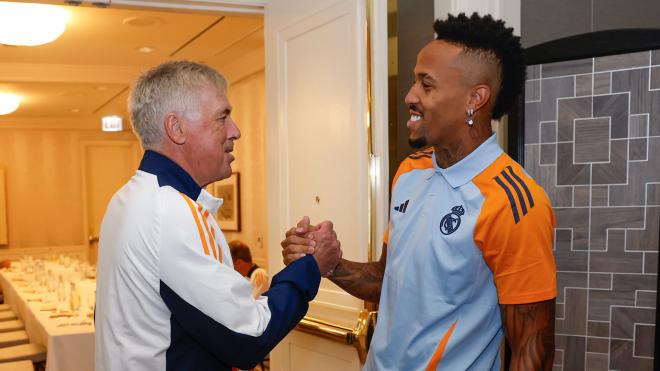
[180,194,210,256]
[384,152,435,245]
[426,320,458,370]
[391,152,434,190]
[209,228,223,263]
[199,207,218,260]
[472,154,557,304]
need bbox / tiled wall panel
[524,50,660,371]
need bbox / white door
[265,0,381,369]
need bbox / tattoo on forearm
[501,299,555,371]
[329,259,384,303]
[328,244,387,303]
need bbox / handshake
[280,216,343,277]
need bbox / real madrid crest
[440,205,464,235]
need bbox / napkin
[40,303,57,311]
[49,312,76,318]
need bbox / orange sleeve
[383,222,390,245]
[384,149,434,246]
[473,156,557,305]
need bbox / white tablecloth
[0,268,95,371]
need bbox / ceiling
[0,2,264,125]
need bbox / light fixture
[136,46,155,54]
[101,115,123,132]
[122,16,163,28]
[0,93,21,115]
[0,2,70,46]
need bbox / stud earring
[466,108,474,126]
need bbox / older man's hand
[309,221,342,277]
[281,217,341,276]
[281,216,317,265]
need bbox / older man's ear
[163,112,186,145]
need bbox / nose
[228,116,241,140]
[404,82,419,106]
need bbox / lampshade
[0,2,70,46]
[0,93,21,115]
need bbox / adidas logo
[493,166,535,224]
[394,200,409,213]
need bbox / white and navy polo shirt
[365,134,556,370]
[95,150,321,371]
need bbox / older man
[95,61,341,371]
[283,13,556,370]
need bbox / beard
[408,136,427,149]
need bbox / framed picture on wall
[211,172,241,231]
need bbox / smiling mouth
[407,108,424,129]
[409,108,424,122]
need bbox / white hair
[129,60,227,150]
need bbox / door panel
[0,168,6,246]
[81,141,140,264]
[281,0,367,322]
[266,0,368,368]
[286,331,361,371]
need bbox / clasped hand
[280,216,342,277]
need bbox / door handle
[296,309,377,363]
[88,235,99,244]
[351,309,377,363]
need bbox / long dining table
[0,258,95,371]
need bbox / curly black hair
[434,12,525,119]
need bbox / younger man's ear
[468,85,492,113]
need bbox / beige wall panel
[0,125,138,258]
[82,141,141,264]
[222,70,268,268]
[0,168,6,246]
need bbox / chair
[0,320,24,333]
[0,360,33,371]
[0,343,47,363]
[0,312,16,322]
[0,331,28,348]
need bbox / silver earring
[466,108,474,126]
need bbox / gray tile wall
[522,0,660,47]
[524,50,660,371]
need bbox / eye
[421,81,432,89]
